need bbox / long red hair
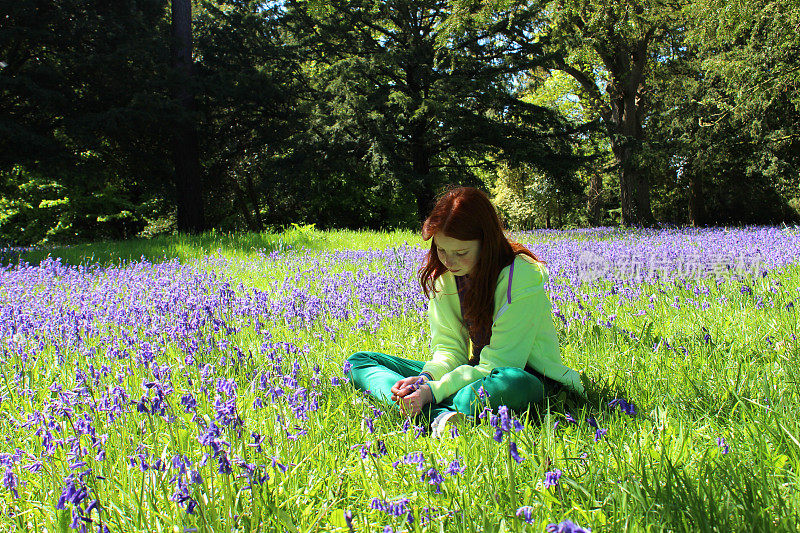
[417,186,542,365]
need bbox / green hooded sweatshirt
[422,254,586,402]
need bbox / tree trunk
[245,174,265,231]
[607,75,654,227]
[688,169,705,226]
[171,0,204,233]
[232,182,259,232]
[411,126,434,224]
[587,169,603,225]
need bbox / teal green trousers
[345,351,553,424]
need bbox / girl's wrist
[419,371,433,383]
[422,382,434,404]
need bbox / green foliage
[687,0,800,214]
[641,0,800,226]
[0,0,175,244]
[285,0,582,220]
[1,0,799,240]
[492,163,587,229]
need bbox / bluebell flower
[3,468,18,498]
[515,505,534,524]
[69,507,83,529]
[717,437,730,454]
[701,327,712,344]
[402,451,425,470]
[421,467,445,494]
[544,469,562,488]
[85,499,99,516]
[509,441,524,463]
[609,398,636,417]
[444,460,464,476]
[376,440,387,456]
[498,405,511,432]
[545,518,591,532]
[493,429,504,443]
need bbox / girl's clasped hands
[390,375,433,416]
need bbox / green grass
[2,229,799,532]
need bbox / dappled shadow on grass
[8,232,294,267]
[521,378,633,431]
[9,228,424,267]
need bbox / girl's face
[434,232,481,277]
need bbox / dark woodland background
[1,0,798,245]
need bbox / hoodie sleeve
[421,281,469,381]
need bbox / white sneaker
[431,411,466,439]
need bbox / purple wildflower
[546,519,592,532]
[421,467,445,494]
[594,428,608,442]
[717,437,730,455]
[401,451,425,470]
[363,417,375,434]
[444,460,464,476]
[515,505,534,524]
[509,441,524,463]
[370,497,410,517]
[493,428,504,443]
[3,468,18,498]
[609,398,636,417]
[498,405,511,432]
[544,469,562,488]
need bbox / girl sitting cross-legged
[345,186,586,434]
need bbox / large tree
[642,0,800,226]
[285,0,581,222]
[443,0,682,226]
[542,0,685,226]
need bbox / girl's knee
[346,351,371,365]
[488,367,532,392]
[485,367,545,408]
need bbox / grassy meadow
[0,226,798,532]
